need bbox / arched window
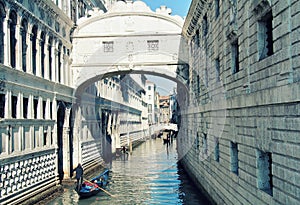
[21,18,28,72]
[31,25,38,75]
[40,31,45,77]
[0,2,5,64]
[9,10,17,68]
[48,36,53,80]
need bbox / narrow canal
[49,138,211,205]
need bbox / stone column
[45,98,51,120]
[66,0,71,18]
[26,32,31,73]
[38,96,43,119]
[115,113,121,149]
[52,96,58,145]
[50,39,55,81]
[4,17,10,66]
[54,43,59,83]
[72,103,82,167]
[44,36,50,80]
[17,92,22,119]
[28,94,33,119]
[5,90,11,118]
[36,35,41,77]
[15,22,21,70]
[63,106,71,176]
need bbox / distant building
[159,95,170,123]
[145,80,156,125]
[169,88,178,124]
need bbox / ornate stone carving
[252,0,272,19]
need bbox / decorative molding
[226,24,238,43]
[252,0,272,20]
[183,0,208,37]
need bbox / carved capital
[252,0,272,19]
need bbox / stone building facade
[0,0,111,204]
[178,0,300,204]
[81,74,148,163]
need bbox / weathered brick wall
[179,0,300,204]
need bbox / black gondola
[75,169,109,198]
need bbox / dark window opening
[203,133,208,155]
[215,0,220,19]
[215,58,220,82]
[43,131,47,146]
[232,40,239,74]
[12,95,17,118]
[40,32,46,78]
[23,97,28,119]
[43,101,46,119]
[195,29,200,47]
[230,142,238,175]
[50,101,53,119]
[9,11,17,68]
[34,98,38,119]
[257,150,273,196]
[0,93,5,118]
[31,25,38,75]
[215,137,220,162]
[197,75,200,95]
[195,132,200,150]
[21,19,28,72]
[203,14,208,37]
[258,10,274,60]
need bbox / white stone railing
[0,148,56,204]
[119,129,149,147]
[81,140,104,170]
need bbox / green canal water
[48,138,212,205]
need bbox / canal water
[48,138,211,205]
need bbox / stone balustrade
[0,149,56,203]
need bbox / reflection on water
[49,138,211,205]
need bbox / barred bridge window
[147,40,159,51]
[103,41,114,52]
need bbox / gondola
[75,169,110,198]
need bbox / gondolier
[74,163,84,190]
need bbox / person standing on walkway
[74,163,84,190]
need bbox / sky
[146,75,177,96]
[141,0,192,17]
[141,0,192,95]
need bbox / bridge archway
[70,1,189,169]
[72,0,189,98]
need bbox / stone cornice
[75,12,183,35]
[182,0,208,38]
[11,1,72,47]
[33,0,73,27]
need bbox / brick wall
[179,0,300,204]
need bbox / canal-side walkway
[47,138,212,204]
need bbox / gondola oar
[83,178,115,197]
